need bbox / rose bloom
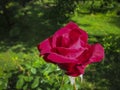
[37,22,104,77]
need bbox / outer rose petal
[58,63,76,72]
[59,63,86,77]
[54,22,79,37]
[37,38,51,55]
[55,47,86,58]
[47,53,77,63]
[77,44,92,64]
[69,64,86,77]
[89,43,104,63]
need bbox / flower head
[37,22,104,77]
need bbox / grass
[71,14,120,36]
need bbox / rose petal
[47,53,77,63]
[56,28,87,49]
[66,64,85,77]
[64,22,81,31]
[66,22,88,43]
[77,43,104,65]
[89,43,104,63]
[58,63,76,72]
[69,26,88,44]
[37,38,52,55]
[51,22,88,48]
[56,34,70,47]
[55,47,86,58]
[51,27,71,47]
[76,64,86,75]
[68,29,87,49]
[55,22,76,37]
[77,44,91,64]
[78,28,88,43]
[58,63,86,77]
[58,63,80,77]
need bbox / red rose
[37,22,104,77]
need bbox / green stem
[73,78,77,90]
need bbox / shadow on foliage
[109,16,120,28]
[0,1,71,52]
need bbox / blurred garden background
[0,0,120,90]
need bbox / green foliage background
[0,0,120,90]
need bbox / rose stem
[73,78,77,90]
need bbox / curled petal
[66,66,85,77]
[51,27,71,47]
[47,53,77,63]
[56,34,70,47]
[89,43,104,63]
[55,47,86,58]
[37,38,52,55]
[59,63,86,77]
[77,43,104,65]
[58,63,76,73]
[68,29,87,49]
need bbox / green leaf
[16,78,24,89]
[0,81,2,85]
[24,76,33,82]
[25,64,32,69]
[31,68,37,74]
[37,88,42,90]
[31,76,40,89]
[33,60,41,68]
[23,84,28,90]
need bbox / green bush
[5,50,75,90]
